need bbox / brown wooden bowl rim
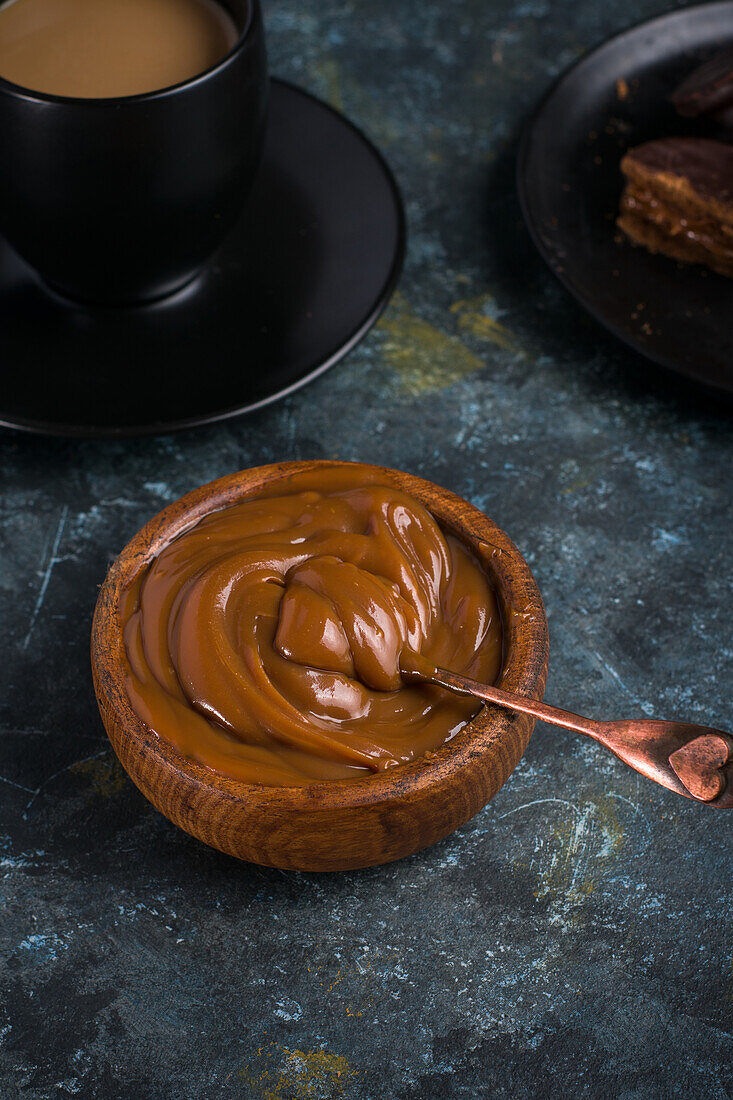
[91,460,549,813]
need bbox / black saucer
[0,79,405,436]
[518,2,733,397]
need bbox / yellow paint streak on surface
[593,795,626,857]
[378,292,485,395]
[533,797,626,905]
[450,294,521,353]
[241,1042,358,1099]
[312,57,343,111]
[561,477,593,495]
[70,755,127,799]
[307,958,370,1017]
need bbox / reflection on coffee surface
[0,0,238,98]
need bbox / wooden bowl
[91,461,548,871]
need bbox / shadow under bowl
[91,461,549,871]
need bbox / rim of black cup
[0,0,255,106]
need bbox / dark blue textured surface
[1,1,731,1096]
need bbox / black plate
[0,79,404,437]
[518,2,733,395]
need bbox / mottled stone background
[1,0,732,1097]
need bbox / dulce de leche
[121,468,503,786]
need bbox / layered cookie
[672,46,733,124]
[618,137,733,278]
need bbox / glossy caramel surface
[121,468,503,786]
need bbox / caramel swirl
[121,470,503,786]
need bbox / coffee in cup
[0,0,267,304]
[0,0,239,98]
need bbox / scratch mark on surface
[22,505,69,650]
[23,749,108,817]
[565,803,594,894]
[591,650,653,713]
[497,797,583,821]
[0,774,35,794]
[0,726,101,742]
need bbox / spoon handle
[415,664,733,808]
[429,667,603,737]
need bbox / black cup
[0,0,267,305]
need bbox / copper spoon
[401,655,733,807]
